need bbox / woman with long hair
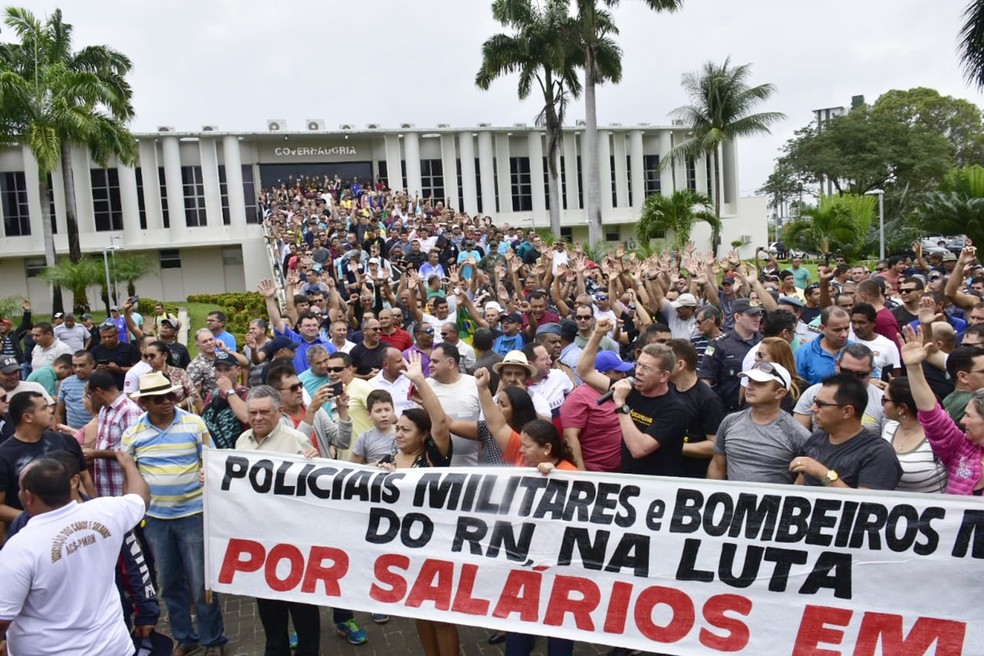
[754,337,806,413]
[449,384,540,464]
[142,340,197,409]
[377,352,457,655]
[880,377,947,493]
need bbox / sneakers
[336,619,369,645]
[371,613,390,624]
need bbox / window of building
[159,249,181,269]
[242,165,259,224]
[605,229,620,242]
[182,166,207,227]
[419,159,444,202]
[1,172,31,237]
[400,161,407,193]
[221,247,243,266]
[509,157,532,212]
[492,159,500,213]
[542,156,567,211]
[610,155,618,208]
[134,168,148,230]
[474,158,483,214]
[377,161,388,189]
[626,155,632,207]
[218,166,232,226]
[158,167,170,228]
[560,226,573,241]
[455,159,464,212]
[576,156,583,210]
[643,154,661,197]
[90,168,123,232]
[686,156,697,192]
[25,257,46,278]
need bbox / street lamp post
[864,189,885,261]
[102,237,123,311]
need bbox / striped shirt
[121,408,209,519]
[93,394,143,497]
[881,421,948,494]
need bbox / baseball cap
[502,312,523,324]
[559,319,578,342]
[263,336,299,356]
[160,318,181,330]
[110,305,119,312]
[733,298,765,315]
[484,301,504,314]
[672,293,698,308]
[0,355,18,373]
[722,277,736,285]
[777,296,803,309]
[594,351,634,373]
[52,312,64,320]
[739,361,791,391]
[535,323,562,336]
[213,351,239,368]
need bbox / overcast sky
[12,0,981,195]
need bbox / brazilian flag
[457,304,478,345]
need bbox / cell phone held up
[330,381,344,398]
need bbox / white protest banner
[203,449,984,654]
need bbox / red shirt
[379,327,413,352]
[559,385,623,473]
[874,306,902,351]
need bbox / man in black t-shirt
[666,339,725,479]
[90,323,140,390]
[0,391,91,537]
[791,373,902,490]
[610,342,688,477]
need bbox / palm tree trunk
[38,174,64,313]
[547,146,562,238]
[60,141,82,263]
[712,149,722,256]
[584,48,603,246]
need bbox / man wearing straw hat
[122,372,227,656]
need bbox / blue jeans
[143,514,227,648]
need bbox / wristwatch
[822,469,839,486]
[616,404,632,415]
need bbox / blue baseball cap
[594,351,633,373]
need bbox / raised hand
[901,338,931,367]
[403,350,425,382]
[595,316,614,335]
[959,245,977,267]
[258,279,277,299]
[474,367,490,390]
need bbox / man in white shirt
[849,303,900,380]
[30,323,74,372]
[369,347,419,417]
[524,343,573,420]
[53,314,89,352]
[0,450,150,656]
[426,343,480,466]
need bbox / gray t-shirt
[353,427,397,464]
[794,382,884,433]
[714,408,811,483]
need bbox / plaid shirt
[93,394,143,497]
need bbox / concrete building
[0,123,766,311]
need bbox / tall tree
[476,0,582,237]
[918,165,984,248]
[573,0,682,246]
[0,7,137,310]
[665,58,785,254]
[783,195,876,259]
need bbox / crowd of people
[0,174,982,656]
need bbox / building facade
[0,124,766,312]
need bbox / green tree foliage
[667,58,784,254]
[572,0,682,246]
[871,88,984,166]
[636,189,719,250]
[917,165,984,247]
[476,0,583,237]
[0,7,137,284]
[959,0,984,91]
[38,256,103,313]
[783,195,876,259]
[110,253,152,299]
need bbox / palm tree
[960,0,984,90]
[574,0,682,246]
[477,0,582,237]
[918,165,984,247]
[1,7,137,311]
[636,189,719,250]
[665,58,785,254]
[111,252,152,299]
[38,256,103,313]
[783,195,875,259]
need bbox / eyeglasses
[881,397,893,405]
[142,352,160,360]
[147,393,177,404]
[812,399,844,409]
[840,368,871,379]
[326,366,347,373]
[279,383,303,393]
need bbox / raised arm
[945,246,979,311]
[576,317,616,393]
[901,334,940,412]
[473,368,513,454]
[403,351,450,457]
[258,278,287,334]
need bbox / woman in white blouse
[881,377,948,493]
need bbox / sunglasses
[840,368,870,379]
[326,366,347,373]
[280,383,303,393]
[147,393,177,404]
[419,329,435,335]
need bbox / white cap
[671,293,698,308]
[739,361,791,391]
[485,301,504,313]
